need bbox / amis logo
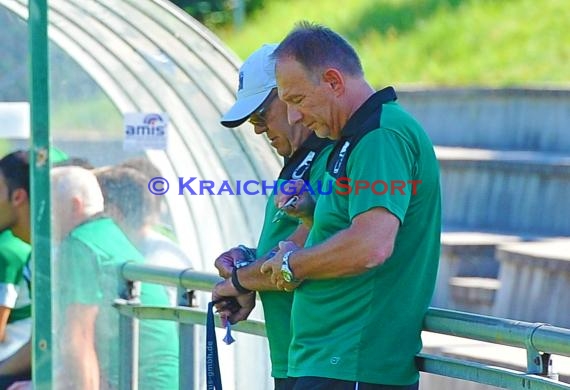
[125,113,166,136]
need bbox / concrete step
[432,231,520,309]
[449,277,500,316]
[421,331,570,388]
[436,146,570,236]
[493,238,570,328]
[399,88,570,153]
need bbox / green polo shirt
[256,134,332,378]
[55,217,179,389]
[289,95,441,385]
[0,230,31,323]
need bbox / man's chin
[314,129,329,139]
[274,145,291,158]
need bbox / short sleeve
[0,253,23,308]
[56,238,103,306]
[347,129,416,223]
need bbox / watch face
[281,269,293,283]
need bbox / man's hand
[212,279,256,324]
[274,179,316,224]
[226,292,256,324]
[260,241,301,291]
[214,246,252,279]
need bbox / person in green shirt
[0,148,77,389]
[261,22,441,390]
[0,150,34,388]
[51,166,179,389]
[95,164,192,306]
[211,43,333,390]
[0,230,32,361]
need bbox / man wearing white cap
[212,43,332,390]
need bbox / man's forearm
[239,224,309,291]
[238,256,281,291]
[64,346,99,390]
[290,208,399,280]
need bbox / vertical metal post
[525,323,558,380]
[178,289,196,390]
[118,280,141,390]
[28,0,52,388]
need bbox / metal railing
[115,263,570,390]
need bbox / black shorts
[275,377,298,390]
[292,376,419,390]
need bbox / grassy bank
[213,0,570,88]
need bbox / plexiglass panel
[1,0,278,388]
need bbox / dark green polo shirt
[0,230,31,323]
[289,94,441,385]
[256,134,332,378]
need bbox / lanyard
[206,300,223,390]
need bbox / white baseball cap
[221,43,278,128]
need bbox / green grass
[51,96,122,138]
[213,0,570,87]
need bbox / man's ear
[71,196,82,216]
[322,68,344,96]
[11,188,29,207]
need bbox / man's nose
[253,123,267,134]
[287,106,302,125]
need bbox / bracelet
[231,267,252,294]
[237,245,257,260]
[235,245,257,269]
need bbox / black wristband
[231,267,252,294]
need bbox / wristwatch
[281,250,299,283]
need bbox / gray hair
[51,166,104,217]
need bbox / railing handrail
[121,262,570,359]
[424,307,570,357]
[118,262,570,389]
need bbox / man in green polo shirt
[0,150,35,387]
[261,22,441,390]
[211,43,333,390]
[51,166,179,389]
[0,229,31,361]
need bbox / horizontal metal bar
[417,353,570,389]
[119,264,570,359]
[121,263,222,291]
[425,308,570,357]
[113,302,266,337]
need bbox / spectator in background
[0,151,34,388]
[0,230,31,362]
[118,157,178,242]
[51,166,179,389]
[95,164,192,306]
[0,148,82,390]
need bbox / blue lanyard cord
[206,300,224,390]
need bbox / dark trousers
[292,376,419,390]
[275,377,298,390]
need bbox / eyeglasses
[249,92,277,127]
